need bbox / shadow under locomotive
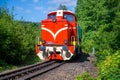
[67,52,90,63]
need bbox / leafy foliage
[98,50,120,80]
[76,0,120,53]
[75,0,120,79]
[0,6,40,71]
[75,72,100,80]
[75,72,93,80]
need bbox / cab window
[48,14,56,19]
[64,14,74,22]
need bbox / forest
[75,0,120,79]
[0,6,40,71]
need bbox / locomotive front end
[36,10,81,61]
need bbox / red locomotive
[36,10,82,60]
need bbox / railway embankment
[32,53,98,80]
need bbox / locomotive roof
[48,10,74,15]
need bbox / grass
[0,55,41,73]
[75,72,100,80]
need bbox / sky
[0,0,77,22]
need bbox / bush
[75,72,100,80]
[0,7,40,67]
[98,50,120,80]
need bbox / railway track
[0,61,65,80]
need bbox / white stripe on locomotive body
[42,27,76,40]
[48,10,74,15]
[42,27,68,40]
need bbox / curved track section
[0,61,65,80]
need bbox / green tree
[75,0,120,56]
[75,0,120,79]
[0,6,40,67]
[57,4,67,10]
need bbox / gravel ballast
[32,53,98,80]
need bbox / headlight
[40,45,46,51]
[62,45,68,51]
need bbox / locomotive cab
[36,10,81,61]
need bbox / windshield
[64,14,74,22]
[48,14,56,19]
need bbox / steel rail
[0,60,56,80]
[18,61,65,80]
